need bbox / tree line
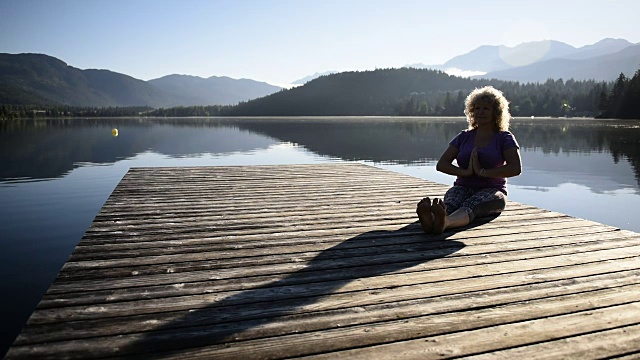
[0,105,153,119]
[400,78,606,118]
[598,70,640,119]
[2,68,639,120]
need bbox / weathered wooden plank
[86,202,539,234]
[13,285,640,359]
[67,216,596,256]
[81,208,560,237]
[100,185,442,206]
[64,224,621,269]
[43,228,617,303]
[105,170,438,192]
[108,175,437,189]
[18,268,640,345]
[67,210,548,255]
[77,212,562,250]
[64,221,631,272]
[49,229,633,293]
[31,244,640,324]
[8,164,640,359]
[463,324,640,359]
[74,218,595,251]
[60,229,634,282]
[40,250,640,318]
[286,303,640,360]
[89,203,538,227]
[50,229,637,294]
[75,214,592,246]
[64,214,594,266]
[46,234,640,296]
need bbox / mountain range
[473,43,640,82]
[0,53,282,107]
[1,38,637,108]
[408,38,639,82]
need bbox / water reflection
[232,118,640,193]
[0,118,278,182]
[511,119,640,191]
[1,116,640,356]
[3,117,639,193]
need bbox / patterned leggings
[443,186,506,222]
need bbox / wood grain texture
[7,163,640,359]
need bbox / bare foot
[432,198,447,235]
[416,197,433,233]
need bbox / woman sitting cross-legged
[417,86,522,234]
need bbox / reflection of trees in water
[235,118,467,164]
[235,118,640,187]
[2,117,640,186]
[608,129,640,185]
[511,120,640,186]
[0,118,276,181]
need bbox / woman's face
[473,100,495,128]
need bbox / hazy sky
[2,0,639,86]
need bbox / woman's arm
[436,145,473,177]
[479,147,522,178]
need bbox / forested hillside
[222,68,614,118]
[2,66,639,120]
[0,53,282,108]
[226,68,476,116]
[0,53,174,107]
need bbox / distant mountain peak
[423,37,633,77]
[292,71,338,85]
[592,38,632,45]
[148,73,282,106]
[472,43,640,83]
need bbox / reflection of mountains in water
[2,117,640,188]
[234,118,640,188]
[511,119,640,188]
[234,118,465,164]
[0,118,278,181]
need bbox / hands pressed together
[464,147,485,177]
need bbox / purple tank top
[449,129,519,194]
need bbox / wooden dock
[7,163,640,359]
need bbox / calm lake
[1,116,640,354]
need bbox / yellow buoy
[112,128,118,137]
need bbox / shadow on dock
[119,220,491,357]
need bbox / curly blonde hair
[464,86,511,131]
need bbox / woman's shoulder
[450,128,475,147]
[497,130,520,148]
[458,128,476,137]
